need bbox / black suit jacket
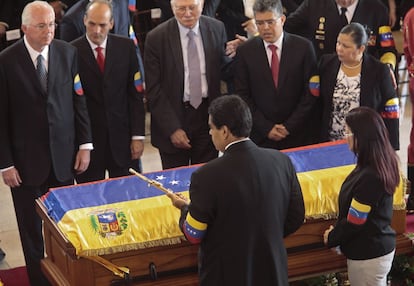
[318,53,399,149]
[185,140,304,285]
[144,16,231,153]
[285,0,397,64]
[0,39,92,185]
[71,34,145,167]
[235,33,318,149]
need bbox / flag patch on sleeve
[309,75,320,97]
[347,198,371,225]
[73,74,84,96]
[183,213,207,244]
[134,72,143,92]
[128,0,136,12]
[381,98,399,119]
[379,26,395,47]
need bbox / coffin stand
[36,200,413,286]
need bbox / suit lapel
[279,34,289,88]
[78,36,102,75]
[254,37,275,91]
[359,54,372,106]
[19,40,47,97]
[168,19,184,84]
[199,17,212,85]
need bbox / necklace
[342,59,362,69]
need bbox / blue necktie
[36,54,47,93]
[187,30,202,109]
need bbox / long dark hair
[345,107,400,194]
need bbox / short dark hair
[253,0,283,17]
[340,22,368,48]
[208,95,252,138]
[346,107,400,194]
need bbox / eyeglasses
[30,23,57,30]
[173,4,199,14]
[255,18,279,27]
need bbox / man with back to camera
[168,95,305,286]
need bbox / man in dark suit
[235,0,318,150]
[284,0,397,69]
[144,0,232,169]
[168,95,305,286]
[60,0,144,79]
[0,2,92,285]
[72,0,145,182]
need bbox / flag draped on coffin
[41,141,405,256]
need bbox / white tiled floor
[0,35,412,272]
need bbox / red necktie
[95,46,105,73]
[268,44,279,88]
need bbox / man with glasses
[235,0,319,150]
[72,0,145,183]
[144,0,232,169]
[0,1,92,285]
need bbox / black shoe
[0,248,5,261]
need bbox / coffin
[36,141,414,285]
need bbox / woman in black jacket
[323,106,400,285]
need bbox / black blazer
[318,53,399,149]
[235,33,318,149]
[0,39,92,185]
[186,140,304,285]
[71,34,145,167]
[285,0,397,62]
[144,16,231,153]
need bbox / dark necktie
[268,44,279,88]
[95,46,105,73]
[340,7,348,27]
[187,29,202,109]
[36,54,47,93]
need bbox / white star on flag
[156,175,166,180]
[170,180,179,185]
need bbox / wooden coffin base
[36,200,413,286]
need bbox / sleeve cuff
[79,143,94,150]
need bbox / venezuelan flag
[381,98,399,119]
[379,26,395,47]
[183,213,207,244]
[128,0,136,12]
[134,71,143,92]
[309,75,320,97]
[41,141,404,256]
[129,25,138,47]
[347,198,371,225]
[73,74,83,96]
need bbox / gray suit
[144,16,231,167]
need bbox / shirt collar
[24,36,49,65]
[86,35,108,51]
[177,20,200,38]
[225,138,250,151]
[337,0,358,16]
[263,32,284,51]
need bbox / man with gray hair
[0,1,92,285]
[144,0,232,169]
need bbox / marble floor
[0,53,412,272]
